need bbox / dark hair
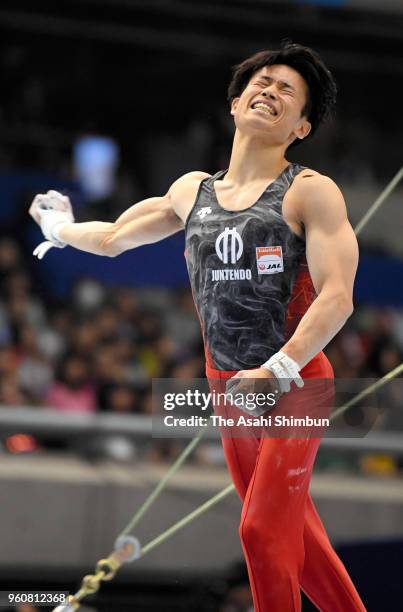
[227,40,337,148]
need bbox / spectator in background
[0,344,19,380]
[0,343,29,404]
[104,384,140,413]
[93,341,127,410]
[16,323,53,403]
[2,268,46,332]
[0,374,30,406]
[112,287,141,328]
[93,305,121,342]
[45,352,96,413]
[365,337,403,433]
[142,333,181,377]
[0,237,22,293]
[69,320,99,361]
[167,355,205,379]
[165,287,203,354]
[366,337,403,378]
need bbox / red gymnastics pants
[206,351,366,612]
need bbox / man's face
[231,64,312,147]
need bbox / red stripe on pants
[206,352,366,612]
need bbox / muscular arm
[281,175,358,369]
[58,196,182,256]
[55,171,207,257]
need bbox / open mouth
[251,101,277,116]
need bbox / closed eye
[279,81,295,94]
[254,76,296,94]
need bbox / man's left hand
[225,367,280,396]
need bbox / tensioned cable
[354,166,403,236]
[119,426,209,538]
[138,483,235,557]
[330,362,403,421]
[53,166,403,612]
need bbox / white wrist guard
[30,190,75,259]
[38,209,70,245]
[261,351,304,393]
[33,210,71,260]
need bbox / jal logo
[256,246,284,275]
[215,227,243,264]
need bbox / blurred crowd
[0,234,403,474]
[0,235,206,460]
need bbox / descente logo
[211,269,252,281]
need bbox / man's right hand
[29,190,75,225]
[29,190,75,259]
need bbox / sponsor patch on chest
[256,246,284,275]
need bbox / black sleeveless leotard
[184,163,317,371]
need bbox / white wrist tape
[33,240,65,260]
[30,191,75,260]
[261,351,304,393]
[50,220,69,242]
[38,209,70,246]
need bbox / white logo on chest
[215,227,243,264]
[196,207,212,220]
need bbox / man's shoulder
[168,171,211,204]
[171,171,212,190]
[290,168,341,201]
[289,167,347,225]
